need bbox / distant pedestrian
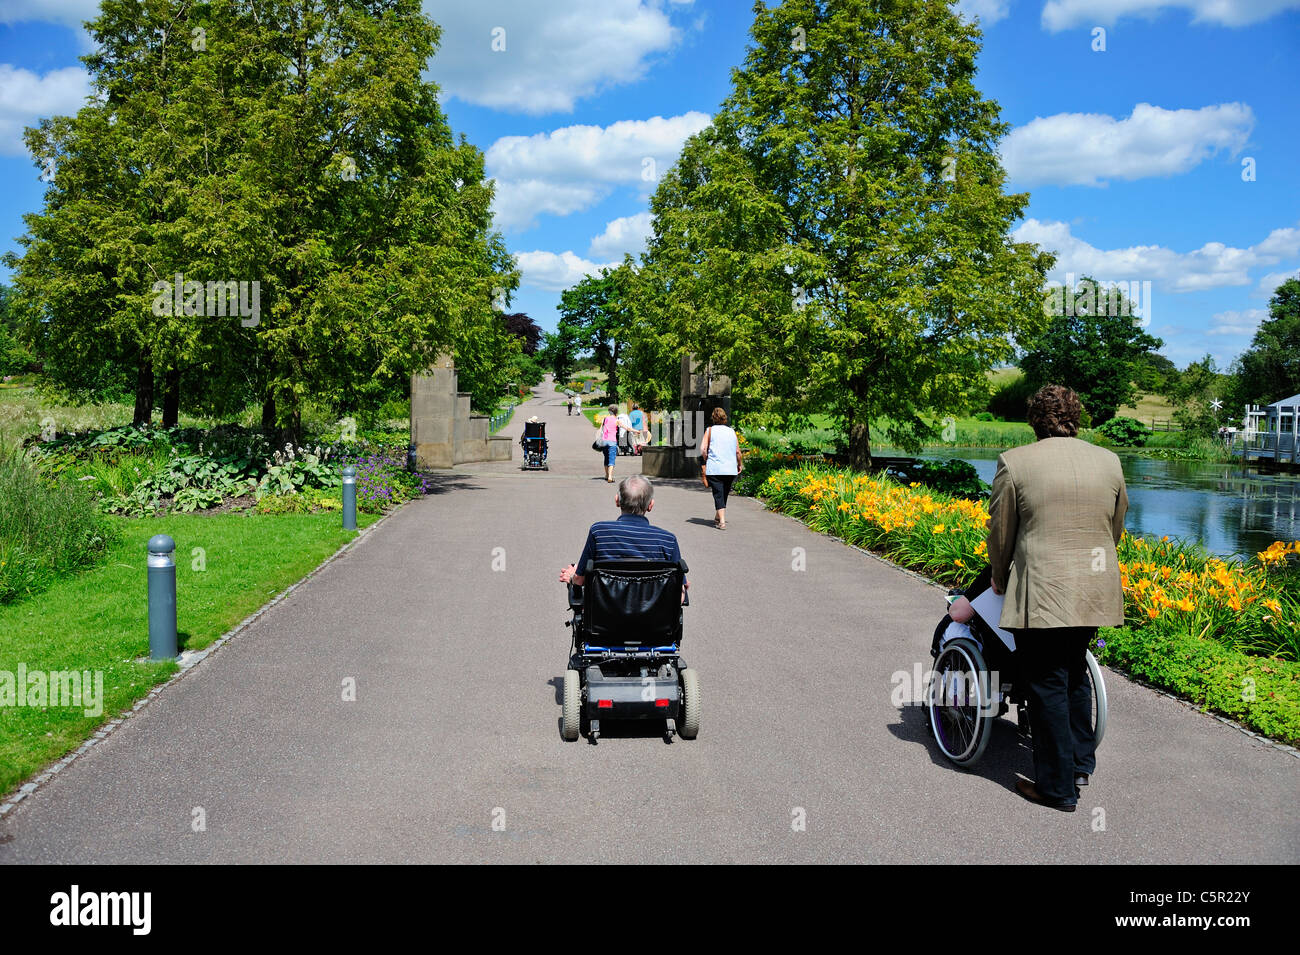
[567,396,573,416]
[699,407,742,529]
[598,404,619,482]
[629,404,648,451]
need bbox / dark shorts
[706,474,735,510]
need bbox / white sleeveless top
[704,425,739,475]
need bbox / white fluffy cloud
[0,64,91,157]
[1255,270,1298,298]
[1001,103,1253,187]
[514,250,618,292]
[425,0,693,114]
[486,111,709,231]
[587,211,654,260]
[1013,219,1300,292]
[1042,0,1300,31]
[1207,308,1267,336]
[954,0,1012,24]
[0,0,98,28]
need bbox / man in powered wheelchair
[557,475,698,743]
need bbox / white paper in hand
[969,588,1016,652]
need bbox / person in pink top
[598,404,619,482]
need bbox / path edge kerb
[0,505,402,817]
[754,498,1300,763]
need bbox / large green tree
[634,0,1051,467]
[1233,276,1300,408]
[1020,276,1164,424]
[556,266,636,403]
[7,0,516,440]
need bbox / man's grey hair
[618,475,654,515]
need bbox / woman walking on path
[699,407,742,528]
[598,404,619,482]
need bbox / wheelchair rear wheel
[1086,649,1107,747]
[562,669,582,741]
[678,668,700,739]
[927,638,996,766]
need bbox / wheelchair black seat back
[524,420,545,438]
[579,559,683,650]
[563,558,699,742]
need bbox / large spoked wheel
[927,638,996,766]
[1085,650,1107,748]
[678,668,700,739]
[562,669,582,741]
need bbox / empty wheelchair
[562,558,698,743]
[926,589,1107,767]
[520,420,548,470]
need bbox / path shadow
[888,702,1032,791]
[420,473,487,495]
[683,518,718,528]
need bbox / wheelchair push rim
[927,637,997,766]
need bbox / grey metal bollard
[147,534,177,660]
[342,466,357,530]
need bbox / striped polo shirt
[575,513,682,575]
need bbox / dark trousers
[706,474,735,511]
[1013,627,1097,802]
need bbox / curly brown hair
[1027,384,1082,438]
[711,406,728,425]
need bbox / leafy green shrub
[987,374,1036,421]
[973,411,995,421]
[1095,626,1300,745]
[0,447,115,602]
[1095,415,1151,447]
[886,459,989,499]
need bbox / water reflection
[887,447,1300,559]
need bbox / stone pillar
[642,353,731,478]
[410,353,457,468]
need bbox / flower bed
[745,453,1300,744]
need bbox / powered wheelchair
[562,558,698,743]
[926,583,1107,767]
[520,420,548,470]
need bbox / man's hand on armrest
[559,563,583,585]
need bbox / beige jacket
[986,437,1128,630]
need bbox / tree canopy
[1019,276,1163,424]
[4,0,516,436]
[631,0,1052,466]
[1232,276,1300,408]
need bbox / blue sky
[1,0,1298,370]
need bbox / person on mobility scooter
[558,475,698,743]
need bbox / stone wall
[411,354,512,468]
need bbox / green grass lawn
[0,509,378,795]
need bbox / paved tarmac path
[2,377,1296,863]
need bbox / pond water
[881,446,1300,559]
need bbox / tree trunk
[849,419,872,472]
[261,392,276,432]
[133,350,154,427]
[161,368,180,428]
[609,340,619,403]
